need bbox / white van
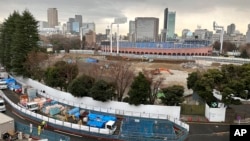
[0,98,6,112]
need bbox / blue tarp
[67,107,80,115]
[3,78,15,84]
[88,113,117,122]
[10,84,21,89]
[85,58,98,63]
[87,120,105,128]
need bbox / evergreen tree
[0,11,21,71]
[68,75,95,97]
[11,10,39,76]
[90,80,115,102]
[161,85,184,106]
[128,72,151,105]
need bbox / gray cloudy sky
[0,0,250,35]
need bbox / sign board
[114,17,127,24]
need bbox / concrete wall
[15,77,181,120]
[205,103,226,122]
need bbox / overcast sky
[0,0,250,35]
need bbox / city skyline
[0,0,250,35]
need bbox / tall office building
[129,20,135,42]
[167,11,176,39]
[66,18,75,34]
[227,23,236,35]
[163,8,168,29]
[135,17,159,42]
[162,8,168,42]
[75,15,82,28]
[47,8,58,28]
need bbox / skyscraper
[167,11,176,39]
[162,8,168,41]
[75,15,82,28]
[129,20,135,42]
[164,8,168,30]
[47,8,58,28]
[135,17,159,42]
[227,23,236,35]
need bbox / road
[186,122,230,141]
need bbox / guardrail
[0,91,120,139]
[38,91,189,132]
[13,75,189,132]
[0,90,189,141]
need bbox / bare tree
[24,51,48,81]
[108,61,134,101]
[142,69,164,104]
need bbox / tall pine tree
[0,11,21,71]
[11,10,39,76]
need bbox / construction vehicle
[151,68,173,75]
[18,94,39,112]
[0,98,6,112]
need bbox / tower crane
[213,21,224,55]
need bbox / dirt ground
[50,53,199,95]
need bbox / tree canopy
[68,74,95,97]
[0,10,39,76]
[44,61,78,90]
[187,64,250,105]
[161,85,184,106]
[90,80,115,102]
[128,72,151,105]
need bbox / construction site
[49,53,201,96]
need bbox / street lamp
[110,17,127,55]
[110,23,114,54]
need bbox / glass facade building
[167,12,176,39]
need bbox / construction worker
[40,121,46,130]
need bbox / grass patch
[181,104,205,115]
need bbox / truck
[0,81,8,90]
[0,72,8,79]
[0,98,6,112]
[18,94,39,112]
[0,113,15,138]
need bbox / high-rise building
[162,8,168,42]
[129,20,135,42]
[163,8,168,30]
[47,8,58,28]
[167,11,176,39]
[72,22,80,33]
[75,15,82,28]
[135,17,159,42]
[129,21,135,34]
[246,24,250,43]
[227,23,236,35]
[66,18,75,34]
